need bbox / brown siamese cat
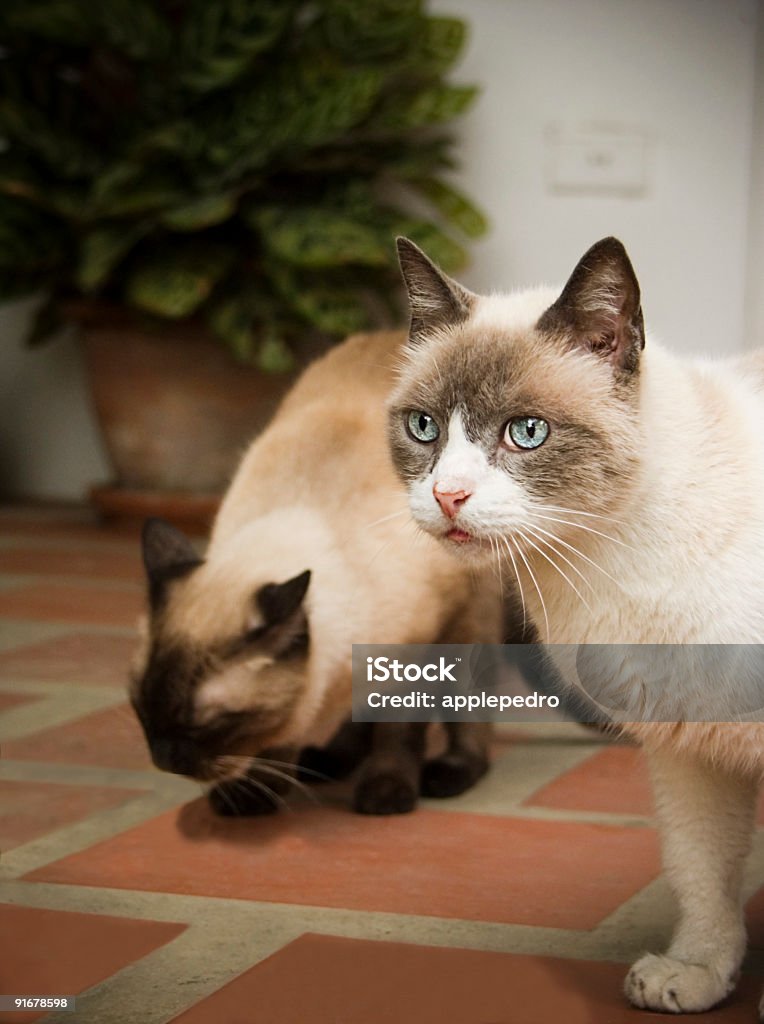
[389,235,764,1016]
[131,329,502,817]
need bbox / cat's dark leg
[421,722,490,798]
[297,720,373,783]
[208,746,299,817]
[353,722,427,815]
[625,745,757,1013]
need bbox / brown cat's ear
[396,237,475,345]
[250,570,311,659]
[537,237,645,374]
[141,518,203,605]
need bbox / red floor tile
[27,801,660,930]
[3,704,151,771]
[0,692,39,713]
[168,932,759,1024]
[0,583,143,627]
[527,745,764,826]
[0,632,138,687]
[0,547,144,582]
[0,903,185,1023]
[0,779,144,850]
[526,746,654,817]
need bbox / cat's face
[130,519,310,781]
[388,237,645,565]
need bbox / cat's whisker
[516,527,592,613]
[365,508,411,529]
[525,513,636,551]
[523,524,595,593]
[248,762,318,803]
[499,535,527,637]
[240,775,291,811]
[526,519,627,592]
[488,534,504,589]
[256,755,331,783]
[213,758,291,811]
[512,536,549,640]
[216,755,320,801]
[529,503,628,527]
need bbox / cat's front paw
[353,773,417,815]
[421,753,488,798]
[625,953,736,1013]
[208,779,281,817]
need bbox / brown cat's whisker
[516,527,592,613]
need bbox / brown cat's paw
[208,779,281,817]
[421,754,489,798]
[353,774,418,815]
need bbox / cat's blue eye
[506,416,549,450]
[407,410,440,443]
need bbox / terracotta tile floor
[2,505,764,1024]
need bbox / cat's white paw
[625,953,735,1013]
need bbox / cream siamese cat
[131,329,502,817]
[389,235,764,1016]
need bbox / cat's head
[129,518,311,781]
[388,236,645,564]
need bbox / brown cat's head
[130,518,311,781]
[387,236,645,565]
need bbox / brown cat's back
[212,331,407,540]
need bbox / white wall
[437,0,758,356]
[745,0,764,348]
[0,0,760,500]
[1,298,110,500]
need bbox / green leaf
[94,171,186,217]
[411,177,488,238]
[416,17,467,73]
[207,291,256,361]
[125,245,233,318]
[2,2,98,45]
[160,193,237,231]
[180,0,295,92]
[0,195,66,271]
[96,1,173,62]
[370,83,478,132]
[293,285,370,334]
[257,331,296,373]
[76,222,151,292]
[254,207,389,268]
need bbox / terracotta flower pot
[79,317,300,530]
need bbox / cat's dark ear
[537,237,645,374]
[396,237,475,345]
[141,518,203,606]
[251,570,311,658]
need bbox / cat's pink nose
[433,485,471,519]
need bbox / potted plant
[0,0,487,526]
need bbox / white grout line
[0,685,128,741]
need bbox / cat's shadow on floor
[174,781,351,846]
